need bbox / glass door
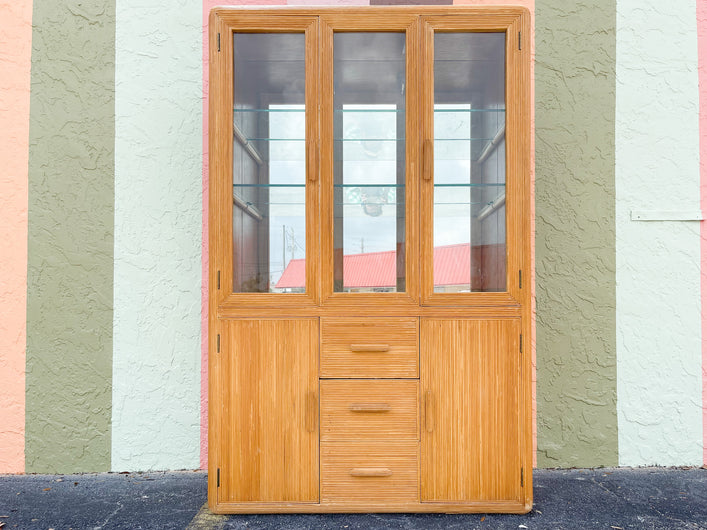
[320,14,419,307]
[211,15,319,308]
[421,17,525,306]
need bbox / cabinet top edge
[210,5,530,18]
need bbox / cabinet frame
[209,6,532,514]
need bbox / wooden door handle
[349,403,391,413]
[349,468,392,477]
[308,139,319,182]
[350,344,390,353]
[423,139,433,180]
[305,391,317,432]
[424,390,434,432]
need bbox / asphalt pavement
[1,467,705,529]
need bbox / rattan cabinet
[208,5,531,513]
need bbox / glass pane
[433,33,506,293]
[333,33,406,293]
[232,33,306,293]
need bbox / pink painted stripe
[698,0,707,467]
[0,0,32,474]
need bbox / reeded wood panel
[420,318,521,502]
[320,380,419,440]
[321,441,418,503]
[320,317,418,378]
[220,319,319,503]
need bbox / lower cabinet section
[321,441,418,503]
[211,317,529,512]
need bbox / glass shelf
[433,183,505,187]
[234,184,306,188]
[334,108,402,113]
[246,138,305,142]
[232,108,502,113]
[434,137,495,142]
[434,108,505,113]
[234,108,304,113]
[334,184,404,188]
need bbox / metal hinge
[217,33,221,52]
[217,468,220,487]
[217,270,221,290]
[518,31,521,50]
[521,467,524,487]
[217,334,221,353]
[519,269,522,289]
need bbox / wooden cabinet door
[217,319,319,503]
[421,318,522,503]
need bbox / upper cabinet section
[209,7,530,312]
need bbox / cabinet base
[209,500,532,514]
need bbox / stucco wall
[1,0,705,474]
[25,0,115,473]
[616,0,702,466]
[112,0,203,471]
[0,0,32,474]
[535,0,619,467]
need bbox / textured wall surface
[535,0,618,467]
[2,0,704,474]
[0,0,32,474]
[25,0,115,472]
[616,0,702,466]
[112,0,203,471]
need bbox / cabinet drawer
[321,440,418,503]
[320,317,418,378]
[320,380,418,440]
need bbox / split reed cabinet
[208,6,532,513]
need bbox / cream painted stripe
[113,0,203,470]
[616,0,702,466]
[0,0,32,474]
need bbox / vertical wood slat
[421,318,521,502]
[221,319,319,503]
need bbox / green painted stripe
[535,0,618,467]
[26,0,115,473]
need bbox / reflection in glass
[433,33,506,292]
[333,33,406,292]
[232,33,306,293]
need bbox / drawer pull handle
[423,138,433,180]
[305,391,317,432]
[349,468,392,477]
[349,403,391,413]
[424,390,434,432]
[350,344,390,353]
